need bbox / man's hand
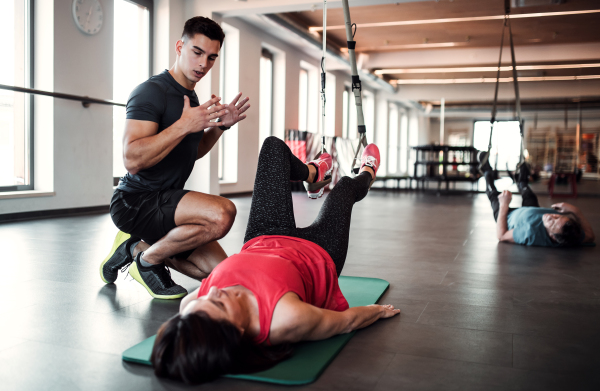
[180,95,229,134]
[552,202,579,214]
[498,190,512,207]
[217,92,250,128]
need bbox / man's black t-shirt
[117,70,204,193]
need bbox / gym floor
[0,190,599,390]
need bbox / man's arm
[269,293,400,344]
[196,93,250,160]
[552,202,595,243]
[196,126,224,160]
[496,190,516,243]
[124,95,228,174]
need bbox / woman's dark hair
[181,16,225,47]
[552,212,583,246]
[151,312,291,384]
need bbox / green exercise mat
[122,276,389,385]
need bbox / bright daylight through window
[113,0,150,180]
[0,0,31,191]
[473,120,522,171]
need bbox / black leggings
[244,136,371,276]
[485,171,540,221]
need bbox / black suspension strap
[341,0,368,174]
[319,0,328,154]
[507,15,525,163]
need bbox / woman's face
[182,287,245,332]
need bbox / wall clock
[72,0,103,35]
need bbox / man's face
[176,33,221,86]
[542,213,570,240]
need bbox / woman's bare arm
[179,286,201,313]
[269,293,400,344]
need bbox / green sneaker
[129,253,187,300]
[99,231,138,283]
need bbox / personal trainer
[150,137,398,384]
[479,153,595,246]
[100,17,250,299]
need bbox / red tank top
[197,235,349,344]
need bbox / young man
[100,17,250,299]
[480,154,595,247]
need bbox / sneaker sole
[99,231,131,284]
[307,168,333,199]
[128,261,187,300]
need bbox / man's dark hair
[151,312,291,384]
[181,16,225,47]
[552,212,583,246]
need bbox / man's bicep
[124,119,159,145]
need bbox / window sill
[0,190,56,200]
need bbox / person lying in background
[479,153,595,246]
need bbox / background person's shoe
[129,253,187,300]
[361,144,380,188]
[306,152,333,199]
[100,231,139,283]
[477,150,493,174]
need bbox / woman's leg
[243,136,310,243]
[295,172,372,276]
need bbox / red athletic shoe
[360,144,380,188]
[306,152,333,199]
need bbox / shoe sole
[307,168,333,199]
[128,261,187,300]
[99,231,131,284]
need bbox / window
[218,23,239,183]
[387,104,399,174]
[113,0,152,182]
[399,112,408,174]
[473,121,522,170]
[0,0,32,191]
[298,68,309,131]
[300,60,318,133]
[342,86,350,138]
[259,48,273,150]
[348,89,358,140]
[363,90,375,144]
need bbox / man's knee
[214,199,236,238]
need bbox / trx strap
[485,0,524,169]
[319,0,327,153]
[340,0,368,174]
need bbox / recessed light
[375,63,600,75]
[391,75,600,84]
[309,9,600,32]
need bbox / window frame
[260,48,274,139]
[1,0,34,192]
[112,0,153,185]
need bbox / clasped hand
[498,190,512,207]
[180,95,229,133]
[551,202,578,214]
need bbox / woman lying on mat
[151,137,400,384]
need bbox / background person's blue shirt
[507,207,560,247]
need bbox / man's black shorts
[110,188,193,259]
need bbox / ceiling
[278,0,600,84]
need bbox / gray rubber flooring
[0,191,599,390]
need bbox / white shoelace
[362,155,378,168]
